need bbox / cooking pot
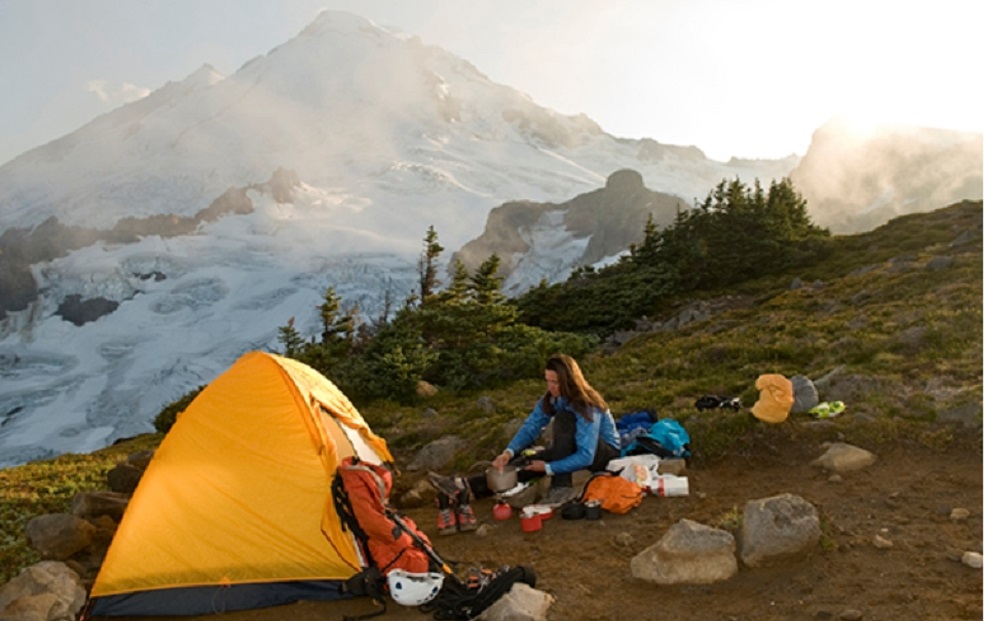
[486,465,519,492]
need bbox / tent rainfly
[87,351,393,616]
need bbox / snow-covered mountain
[0,10,800,467]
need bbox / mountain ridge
[0,9,979,469]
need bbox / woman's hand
[523,460,547,473]
[491,452,511,471]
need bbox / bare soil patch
[93,440,982,621]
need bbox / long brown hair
[542,354,607,421]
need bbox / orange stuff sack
[580,472,644,514]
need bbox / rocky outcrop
[0,167,297,321]
[453,169,685,294]
[791,120,982,234]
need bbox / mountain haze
[0,10,796,468]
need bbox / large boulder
[24,515,96,561]
[406,435,468,472]
[790,375,820,414]
[630,519,738,585]
[740,493,821,568]
[811,442,877,474]
[0,561,86,621]
[479,583,554,621]
[71,491,129,522]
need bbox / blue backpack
[621,418,691,458]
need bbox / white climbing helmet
[386,569,445,606]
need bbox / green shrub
[153,385,205,433]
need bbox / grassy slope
[1,200,980,583]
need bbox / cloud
[85,79,151,105]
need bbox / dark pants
[468,409,619,498]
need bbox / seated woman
[430,353,620,534]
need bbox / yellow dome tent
[88,351,393,616]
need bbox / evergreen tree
[417,225,443,305]
[277,317,304,357]
[469,254,505,306]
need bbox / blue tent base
[88,580,352,617]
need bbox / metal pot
[485,465,519,492]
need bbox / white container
[652,474,689,497]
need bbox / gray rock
[476,396,496,415]
[790,375,819,414]
[478,583,554,621]
[740,493,820,567]
[925,256,953,271]
[961,551,983,568]
[630,519,738,585]
[0,561,86,621]
[811,442,877,473]
[406,435,468,471]
[937,402,982,428]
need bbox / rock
[811,443,877,474]
[476,396,496,415]
[0,561,86,621]
[740,494,820,567]
[24,515,96,561]
[406,435,468,471]
[961,551,983,569]
[126,450,155,470]
[937,402,982,428]
[630,519,738,585]
[478,583,554,621]
[398,478,437,509]
[1,592,63,621]
[925,256,953,271]
[790,375,820,414]
[949,508,970,521]
[71,491,129,522]
[658,458,687,475]
[106,462,144,493]
[872,535,893,549]
[612,531,635,548]
[839,609,864,620]
[416,381,438,398]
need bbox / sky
[1,0,981,165]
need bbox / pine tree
[277,317,304,357]
[417,225,444,305]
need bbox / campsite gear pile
[620,417,692,459]
[82,351,532,621]
[694,394,741,411]
[751,373,839,423]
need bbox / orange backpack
[580,472,644,514]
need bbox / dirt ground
[94,440,982,621]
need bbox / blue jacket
[506,395,620,476]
